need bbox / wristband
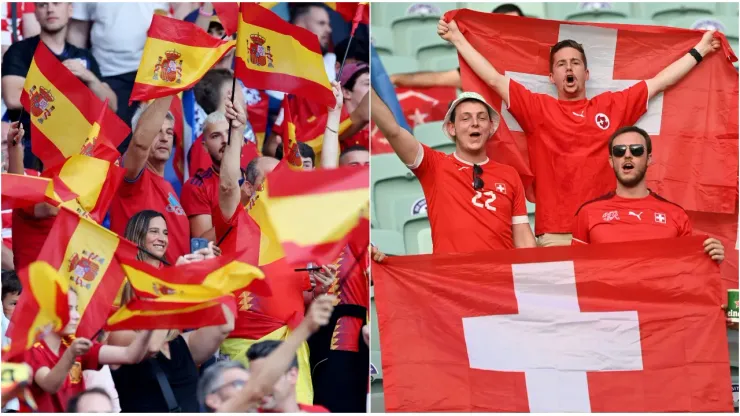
[689,48,703,64]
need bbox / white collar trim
[454,152,489,166]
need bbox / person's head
[298,142,315,170]
[289,3,332,51]
[549,39,589,100]
[35,2,73,35]
[195,69,245,115]
[197,360,250,412]
[67,387,114,413]
[131,104,175,164]
[202,112,229,165]
[340,63,370,113]
[124,210,168,263]
[492,3,524,16]
[244,156,280,197]
[339,145,369,167]
[62,287,80,335]
[443,92,500,154]
[247,340,299,410]
[333,34,369,73]
[1,270,21,319]
[608,126,653,188]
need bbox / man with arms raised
[438,19,720,246]
[371,88,536,253]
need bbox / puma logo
[458,166,469,171]
[572,111,585,118]
[629,211,643,221]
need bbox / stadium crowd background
[0,1,370,413]
[367,1,739,412]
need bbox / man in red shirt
[439,19,722,247]
[109,96,190,264]
[572,126,725,263]
[371,88,536,254]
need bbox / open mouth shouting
[621,161,634,174]
[565,74,576,87]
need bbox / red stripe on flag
[212,3,239,36]
[105,296,235,331]
[233,59,334,108]
[241,3,324,52]
[266,165,368,197]
[147,14,234,47]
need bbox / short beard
[614,164,647,188]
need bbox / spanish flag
[4,261,69,360]
[263,164,369,265]
[281,98,303,170]
[107,295,237,331]
[20,42,129,170]
[234,3,334,108]
[80,98,122,165]
[36,208,138,339]
[130,14,236,103]
[325,2,369,25]
[212,2,239,36]
[1,174,77,210]
[0,363,37,411]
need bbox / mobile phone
[191,238,209,253]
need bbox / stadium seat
[371,229,406,255]
[546,2,631,21]
[392,193,427,231]
[429,55,460,72]
[643,3,716,23]
[413,121,456,154]
[457,2,546,18]
[666,15,739,54]
[417,228,434,254]
[371,153,423,230]
[399,211,431,255]
[393,21,439,56]
[391,3,458,53]
[379,55,420,75]
[415,37,458,71]
[372,26,395,57]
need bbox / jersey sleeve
[612,81,649,127]
[510,170,529,225]
[409,143,443,183]
[180,181,212,217]
[677,209,693,237]
[571,207,591,244]
[506,79,543,135]
[82,342,103,371]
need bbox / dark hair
[247,340,298,370]
[1,270,21,300]
[245,157,262,186]
[492,3,524,16]
[194,69,233,114]
[549,39,588,72]
[298,142,315,165]
[608,126,652,155]
[67,387,112,413]
[124,210,166,262]
[344,67,369,92]
[335,35,369,65]
[449,98,493,123]
[339,145,369,159]
[288,3,326,24]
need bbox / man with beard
[572,126,725,263]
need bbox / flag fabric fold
[20,42,129,170]
[212,2,239,37]
[373,236,733,412]
[106,295,237,331]
[130,14,236,103]
[36,208,138,339]
[1,174,77,210]
[325,2,369,26]
[280,98,303,170]
[234,3,335,107]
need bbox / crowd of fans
[1,2,370,413]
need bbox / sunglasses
[611,144,645,157]
[473,164,484,190]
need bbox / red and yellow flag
[325,2,369,26]
[281,98,303,170]
[20,42,129,170]
[130,14,236,103]
[80,98,122,165]
[0,363,37,411]
[1,173,77,210]
[36,208,138,339]
[212,2,239,36]
[234,3,334,108]
[4,261,70,360]
[106,295,237,331]
[263,164,369,265]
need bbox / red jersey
[411,144,529,254]
[11,208,54,271]
[180,167,220,219]
[340,127,370,152]
[23,339,103,413]
[109,167,189,264]
[572,191,692,244]
[327,244,369,352]
[507,79,649,235]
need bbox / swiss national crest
[29,85,56,124]
[494,183,507,194]
[68,250,105,289]
[249,33,274,68]
[654,212,667,224]
[153,50,183,84]
[602,210,620,222]
[594,113,610,130]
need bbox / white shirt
[83,365,122,413]
[71,3,168,77]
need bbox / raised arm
[218,96,247,221]
[321,81,344,169]
[439,19,510,106]
[184,304,235,365]
[98,330,154,365]
[123,96,174,179]
[339,87,370,141]
[370,88,420,165]
[645,30,720,100]
[391,69,462,89]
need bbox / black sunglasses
[611,144,645,157]
[473,164,484,190]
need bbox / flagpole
[336,2,366,82]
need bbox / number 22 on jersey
[472,191,496,211]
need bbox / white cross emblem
[463,261,643,412]
[495,183,506,194]
[655,212,667,224]
[501,25,665,135]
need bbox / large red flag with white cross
[448,9,738,214]
[373,236,733,412]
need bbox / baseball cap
[442,91,500,141]
[339,63,369,88]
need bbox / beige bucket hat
[441,91,501,141]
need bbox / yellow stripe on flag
[107,298,223,326]
[27,262,69,349]
[248,187,285,266]
[56,155,109,214]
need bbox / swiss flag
[373,236,733,412]
[449,9,738,213]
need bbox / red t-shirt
[340,127,369,152]
[411,144,529,254]
[572,191,692,244]
[327,244,369,352]
[180,167,220,219]
[507,79,649,235]
[109,167,189,264]
[22,339,103,413]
